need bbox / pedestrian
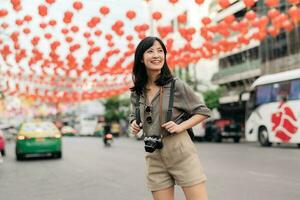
[129,36,210,200]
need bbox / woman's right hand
[130,120,142,135]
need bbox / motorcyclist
[103,123,112,145]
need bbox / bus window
[256,85,272,105]
[271,81,291,102]
[246,90,256,120]
[289,79,300,100]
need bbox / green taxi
[16,121,62,160]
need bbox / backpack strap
[166,78,176,122]
[135,94,141,125]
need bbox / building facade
[210,0,299,125]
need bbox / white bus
[245,69,300,147]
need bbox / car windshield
[20,122,58,137]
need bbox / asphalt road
[0,137,300,200]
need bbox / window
[271,81,291,102]
[289,79,300,100]
[256,85,272,104]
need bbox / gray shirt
[129,78,211,137]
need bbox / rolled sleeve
[175,79,211,117]
[129,92,137,124]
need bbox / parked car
[15,121,62,160]
[204,119,241,143]
[61,126,77,136]
[0,131,6,156]
[192,122,206,141]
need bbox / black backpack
[135,79,194,139]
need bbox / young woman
[129,36,210,200]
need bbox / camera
[144,136,163,153]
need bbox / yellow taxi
[16,121,62,160]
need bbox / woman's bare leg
[182,182,208,200]
[152,186,174,200]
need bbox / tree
[203,88,223,109]
[103,95,130,122]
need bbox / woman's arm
[162,114,208,134]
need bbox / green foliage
[203,88,223,109]
[103,95,130,123]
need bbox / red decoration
[99,6,110,16]
[243,0,255,8]
[73,1,83,11]
[24,15,32,22]
[169,0,179,4]
[245,10,256,21]
[265,0,279,7]
[45,0,55,4]
[38,5,48,17]
[219,0,230,9]
[126,10,136,20]
[288,0,300,4]
[152,12,162,21]
[195,0,204,5]
[49,19,57,26]
[268,8,280,19]
[0,9,8,17]
[177,13,187,24]
[202,17,211,25]
[71,26,79,33]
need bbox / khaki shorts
[145,131,207,191]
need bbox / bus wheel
[258,128,272,147]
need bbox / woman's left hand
[161,121,184,134]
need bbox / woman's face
[142,40,165,72]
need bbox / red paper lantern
[268,8,279,19]
[288,0,300,3]
[44,33,52,39]
[94,30,102,36]
[49,19,57,26]
[169,0,179,4]
[0,9,8,17]
[126,10,136,20]
[267,26,279,37]
[177,13,187,24]
[61,28,68,34]
[24,15,32,22]
[71,26,79,33]
[202,17,211,25]
[265,0,279,7]
[195,0,204,5]
[23,28,30,34]
[73,1,83,11]
[245,10,256,21]
[45,0,55,4]
[224,14,235,24]
[39,22,47,29]
[219,0,230,9]
[99,6,110,16]
[152,12,162,21]
[243,0,255,8]
[282,20,294,32]
[288,6,300,22]
[38,5,48,17]
[105,34,113,41]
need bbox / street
[1,137,300,200]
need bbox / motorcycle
[103,133,113,146]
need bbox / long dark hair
[130,36,173,95]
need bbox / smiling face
[142,40,165,73]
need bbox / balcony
[212,59,261,85]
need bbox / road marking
[247,170,276,178]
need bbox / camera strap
[135,78,176,135]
